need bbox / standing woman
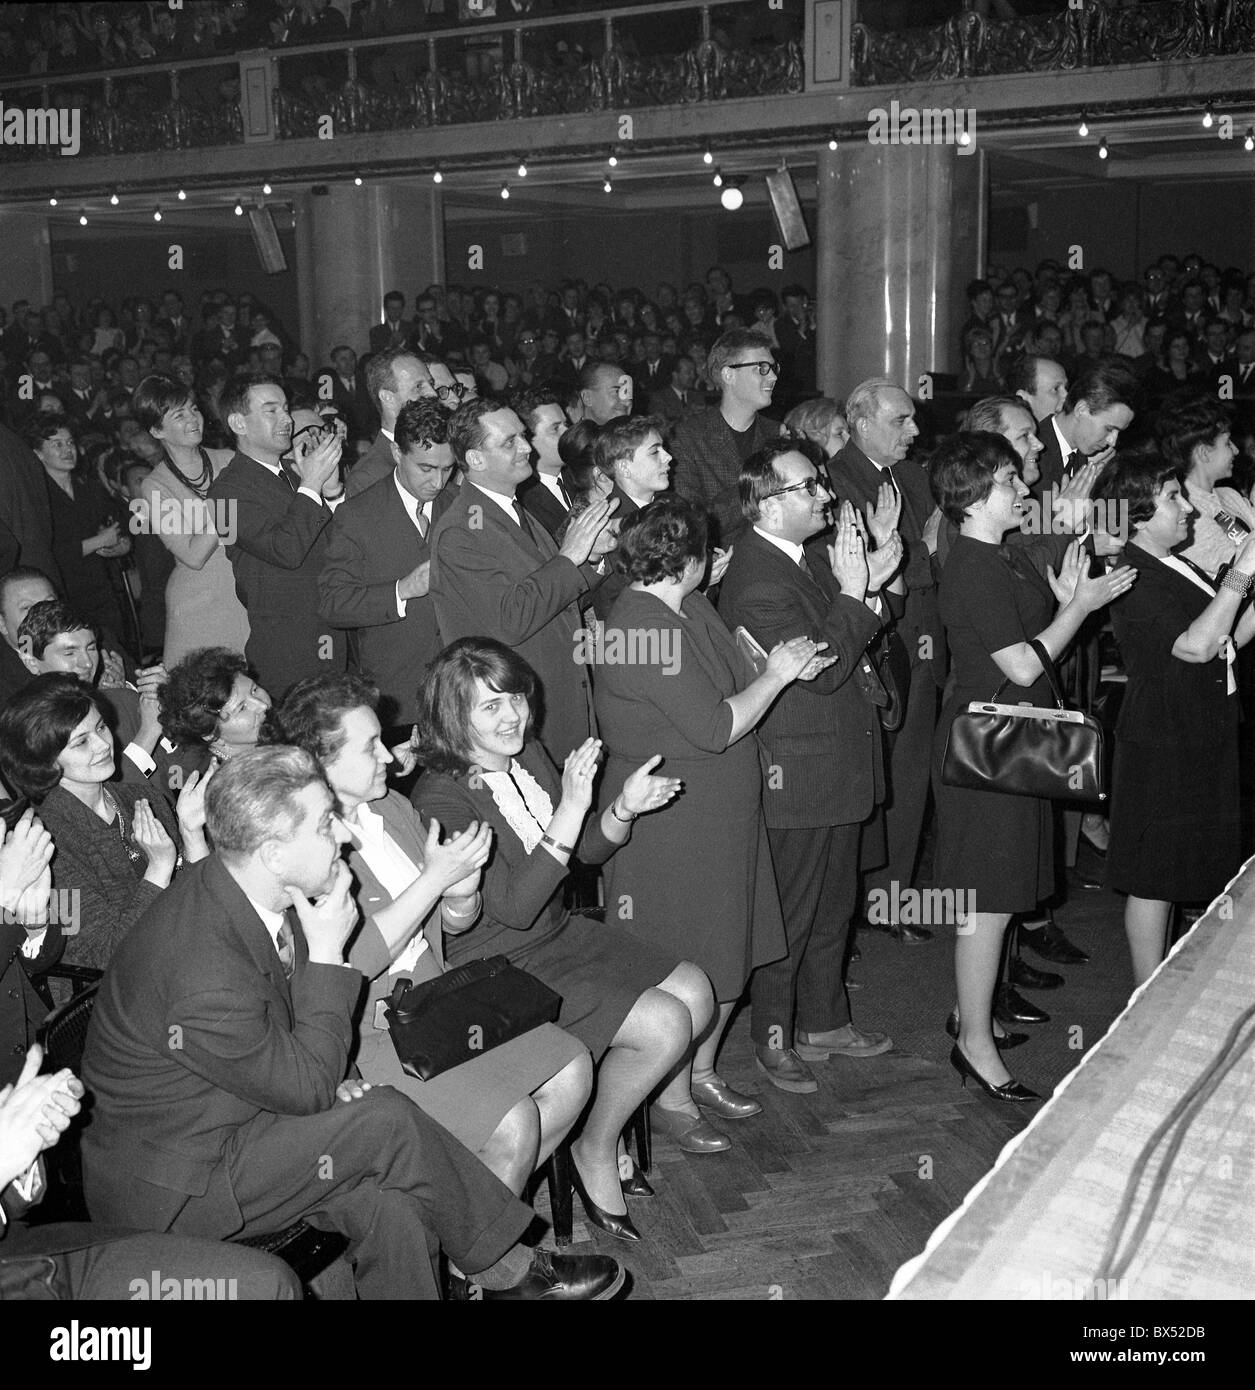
[596,498,829,1137]
[929,433,1134,1100]
[1169,395,1251,579]
[26,414,131,650]
[1099,454,1255,987]
[130,375,250,664]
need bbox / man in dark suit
[649,355,699,431]
[411,293,466,359]
[671,328,780,546]
[318,344,376,444]
[1033,359,1138,499]
[552,328,592,394]
[721,443,895,1090]
[80,746,617,1300]
[368,291,413,355]
[208,374,347,699]
[348,350,461,499]
[827,378,944,945]
[1226,328,1255,400]
[774,285,817,403]
[0,421,61,588]
[513,389,574,541]
[1192,318,1234,378]
[1007,353,1069,426]
[319,400,456,739]
[429,399,615,766]
[631,332,672,398]
[192,300,245,370]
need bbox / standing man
[0,420,61,586]
[369,290,412,353]
[721,443,897,1090]
[513,389,573,541]
[1007,354,1069,426]
[649,355,699,431]
[319,400,457,742]
[348,349,462,499]
[827,378,943,946]
[429,399,616,766]
[209,374,346,699]
[80,746,620,1301]
[321,344,375,444]
[670,328,779,546]
[1033,359,1137,498]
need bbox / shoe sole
[696,1103,762,1122]
[796,1039,894,1060]
[591,1267,627,1300]
[753,1058,818,1093]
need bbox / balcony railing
[851,0,1255,85]
[0,0,803,161]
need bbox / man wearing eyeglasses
[720,443,899,1091]
[670,328,781,546]
[349,350,464,499]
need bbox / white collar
[1050,414,1073,461]
[469,480,521,524]
[242,891,286,952]
[393,471,432,528]
[754,525,806,565]
[480,759,553,853]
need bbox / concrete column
[815,141,985,398]
[0,209,53,317]
[296,182,445,365]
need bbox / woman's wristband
[540,833,575,855]
[1221,568,1253,597]
[610,798,637,824]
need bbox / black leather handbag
[941,640,1106,804]
[385,955,562,1082]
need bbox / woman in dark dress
[0,675,210,971]
[413,638,714,1242]
[930,433,1134,1101]
[25,414,130,650]
[1099,453,1255,987]
[596,498,828,1137]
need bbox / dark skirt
[930,700,1055,916]
[1107,729,1241,903]
[507,911,682,1059]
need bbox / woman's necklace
[100,787,144,866]
[166,446,213,498]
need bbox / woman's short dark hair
[558,418,602,497]
[0,674,99,802]
[929,431,1020,526]
[615,496,708,584]
[1096,448,1179,529]
[1155,394,1232,472]
[270,673,380,766]
[130,373,196,433]
[22,412,74,451]
[158,647,250,746]
[416,638,536,776]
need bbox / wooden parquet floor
[533,847,1138,1300]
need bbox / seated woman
[158,648,272,785]
[0,675,211,970]
[413,638,715,1242]
[269,672,594,1205]
[1098,453,1255,987]
[782,397,849,462]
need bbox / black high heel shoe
[620,1158,655,1198]
[571,1156,641,1242]
[949,1044,1040,1103]
[944,1010,1028,1050]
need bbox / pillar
[0,209,53,318]
[815,141,985,398]
[295,181,445,365]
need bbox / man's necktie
[276,914,296,979]
[1066,450,1086,477]
[512,499,535,541]
[557,478,572,510]
[416,507,429,540]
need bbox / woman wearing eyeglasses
[129,375,250,666]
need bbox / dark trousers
[752,822,861,1046]
[0,1227,300,1300]
[170,1088,533,1300]
[865,660,937,903]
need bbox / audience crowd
[3,243,1255,1300]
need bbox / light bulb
[1098,138,1109,159]
[177,188,187,201]
[1203,104,1214,129]
[827,135,838,151]
[109,190,119,206]
[433,168,443,184]
[234,202,244,215]
[712,167,723,187]
[721,185,743,211]
[603,176,612,193]
[607,151,618,167]
[1245,127,1255,152]
[702,148,713,165]
[517,160,528,178]
[48,195,57,206]
[500,183,509,200]
[958,130,971,146]
[262,180,272,196]
[353,173,363,186]
[153,206,162,222]
[78,210,87,225]
[1078,112,1089,137]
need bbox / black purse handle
[989,638,1067,709]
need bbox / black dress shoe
[994,983,1050,1026]
[620,1164,654,1198]
[861,918,933,945]
[1021,917,1090,965]
[944,1010,1028,1049]
[949,1045,1040,1103]
[1009,954,1064,990]
[463,1250,626,1300]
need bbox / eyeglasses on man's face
[429,381,466,402]
[291,422,333,446]
[764,476,829,500]
[727,359,779,377]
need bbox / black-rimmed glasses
[727,360,779,377]
[764,477,829,499]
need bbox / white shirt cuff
[297,485,325,507]
[395,581,407,618]
[124,742,156,776]
[20,928,48,957]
